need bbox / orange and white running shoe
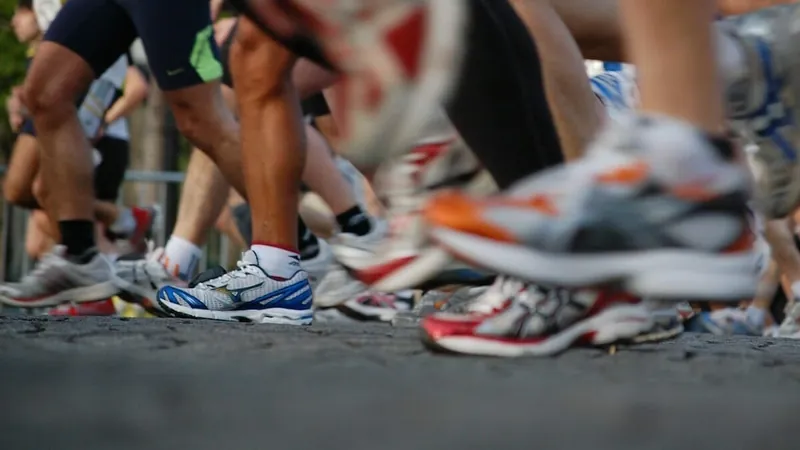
[236,0,469,168]
[426,115,760,300]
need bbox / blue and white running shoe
[590,69,638,118]
[722,6,800,218]
[157,250,313,325]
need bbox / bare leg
[511,0,603,160]
[623,0,723,133]
[302,124,359,214]
[231,17,304,253]
[171,150,230,246]
[3,134,40,208]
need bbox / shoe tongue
[242,249,261,266]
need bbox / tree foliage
[0,0,30,158]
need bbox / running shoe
[47,298,117,317]
[426,115,759,300]
[340,138,489,291]
[722,6,800,218]
[338,290,414,322]
[775,301,800,338]
[0,246,118,308]
[421,276,662,357]
[590,70,639,118]
[111,247,185,316]
[315,223,386,308]
[157,249,313,324]
[685,307,763,336]
[253,0,470,168]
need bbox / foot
[685,308,763,336]
[723,6,800,218]
[47,298,117,317]
[273,0,469,167]
[0,246,118,308]
[341,139,490,291]
[156,249,313,324]
[337,291,414,322]
[420,276,666,357]
[111,248,185,316]
[426,115,759,300]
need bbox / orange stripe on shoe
[424,191,516,242]
[595,161,649,185]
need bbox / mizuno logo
[217,282,264,303]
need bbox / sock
[298,218,320,260]
[109,207,137,236]
[58,220,97,261]
[336,205,372,236]
[250,243,302,279]
[162,236,202,281]
[791,281,800,300]
[745,305,766,329]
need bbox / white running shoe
[262,0,469,168]
[340,137,490,291]
[156,250,313,324]
[426,115,759,300]
[723,6,800,218]
[111,247,186,315]
[0,246,117,308]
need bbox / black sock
[297,218,319,260]
[708,134,736,161]
[58,220,97,262]
[336,205,372,236]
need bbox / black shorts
[93,136,129,201]
[44,0,222,91]
[218,18,331,118]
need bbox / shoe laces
[194,257,262,290]
[467,276,528,314]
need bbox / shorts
[19,118,36,137]
[93,136,129,201]
[218,18,331,118]
[224,0,333,69]
[44,0,222,91]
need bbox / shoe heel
[588,304,655,346]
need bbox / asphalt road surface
[1,315,799,450]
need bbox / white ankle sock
[162,236,202,280]
[110,207,137,235]
[251,244,302,279]
[745,305,766,329]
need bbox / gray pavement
[1,315,799,450]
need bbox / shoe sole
[0,281,119,309]
[431,228,759,301]
[157,299,313,325]
[369,246,454,292]
[293,0,468,167]
[421,303,656,357]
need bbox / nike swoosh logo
[166,68,184,76]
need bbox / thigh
[43,0,136,78]
[445,0,564,189]
[118,0,223,90]
[93,136,130,201]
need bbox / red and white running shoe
[421,276,672,357]
[256,0,469,168]
[47,298,117,317]
[335,136,490,291]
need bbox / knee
[21,77,75,128]
[230,20,296,95]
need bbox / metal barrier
[0,165,236,283]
